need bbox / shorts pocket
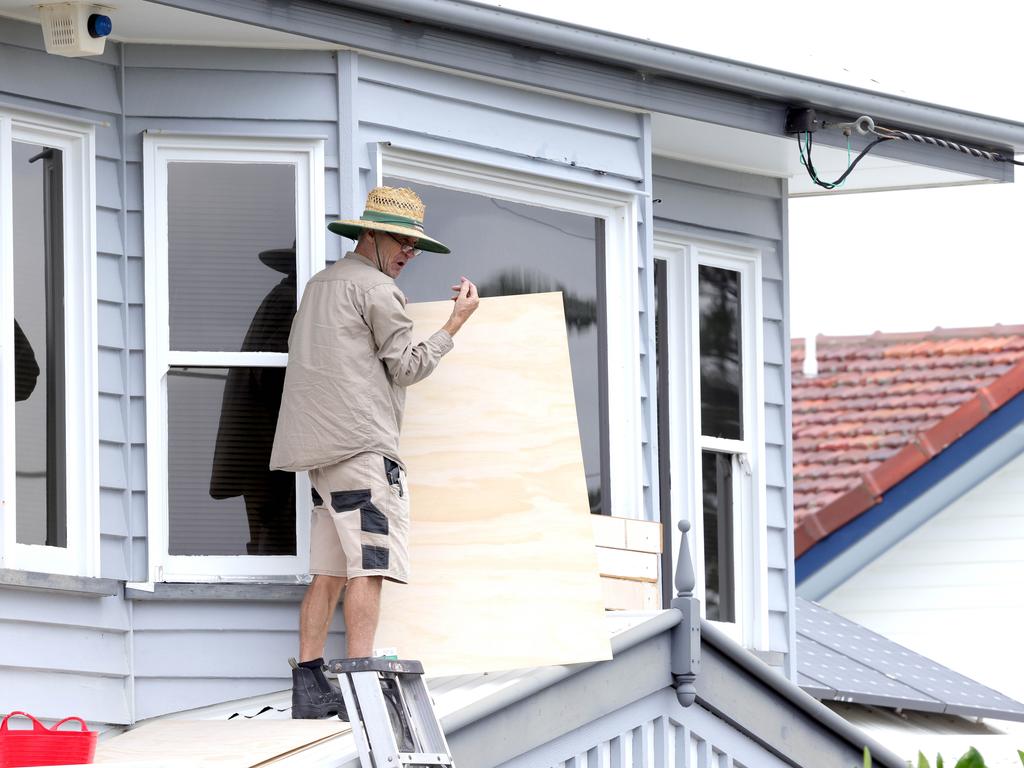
[362,544,390,570]
[360,504,389,535]
[330,489,371,513]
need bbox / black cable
[799,131,893,190]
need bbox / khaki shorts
[308,452,410,584]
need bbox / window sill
[125,582,310,602]
[0,568,120,598]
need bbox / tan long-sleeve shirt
[269,252,453,472]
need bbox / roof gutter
[326,0,1024,152]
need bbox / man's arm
[365,280,477,387]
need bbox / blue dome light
[87,13,112,38]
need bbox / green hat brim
[327,220,451,254]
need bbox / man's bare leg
[344,575,384,658]
[299,574,347,661]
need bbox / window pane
[654,259,674,607]
[168,367,295,556]
[698,265,742,440]
[168,162,296,352]
[384,179,607,514]
[13,141,66,547]
[702,450,735,622]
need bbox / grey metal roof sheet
[797,598,1024,721]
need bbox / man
[270,186,479,719]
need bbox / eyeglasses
[385,231,420,257]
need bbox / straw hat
[327,186,450,254]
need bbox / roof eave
[328,0,1024,154]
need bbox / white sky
[475,0,1024,337]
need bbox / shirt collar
[345,251,378,270]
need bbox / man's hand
[442,277,479,337]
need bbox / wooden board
[591,515,662,554]
[375,293,611,674]
[94,720,349,766]
[600,576,661,611]
[594,546,659,582]
[590,515,627,549]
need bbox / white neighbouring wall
[821,450,1024,703]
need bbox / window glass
[165,162,298,556]
[168,368,296,555]
[698,265,742,440]
[168,163,296,352]
[13,140,66,547]
[384,179,608,514]
[702,450,735,622]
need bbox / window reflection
[385,180,607,514]
[13,141,66,548]
[167,163,297,352]
[702,450,735,622]
[171,365,296,556]
[698,265,743,440]
[165,162,298,556]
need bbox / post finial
[674,518,695,597]
[670,517,700,708]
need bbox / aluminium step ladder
[328,657,455,767]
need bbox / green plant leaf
[1018,748,1024,766]
[953,747,985,768]
[863,746,871,768]
[937,754,944,768]
[917,752,931,768]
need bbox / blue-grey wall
[652,157,796,675]
[1,13,794,724]
[0,18,133,724]
[119,41,349,721]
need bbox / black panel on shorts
[330,489,371,512]
[360,504,389,535]
[362,544,390,570]
[311,487,324,506]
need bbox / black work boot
[291,663,349,721]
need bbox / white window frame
[381,145,645,519]
[654,233,768,650]
[0,110,99,577]
[142,134,325,583]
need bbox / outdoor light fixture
[39,2,114,57]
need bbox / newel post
[670,520,701,707]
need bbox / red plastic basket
[0,711,97,768]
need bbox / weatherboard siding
[652,157,795,672]
[3,8,802,725]
[822,449,1024,703]
[120,41,346,719]
[0,18,132,724]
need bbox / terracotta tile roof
[792,325,1024,556]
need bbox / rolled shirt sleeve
[365,283,454,386]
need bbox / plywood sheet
[376,292,611,675]
[94,720,348,766]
